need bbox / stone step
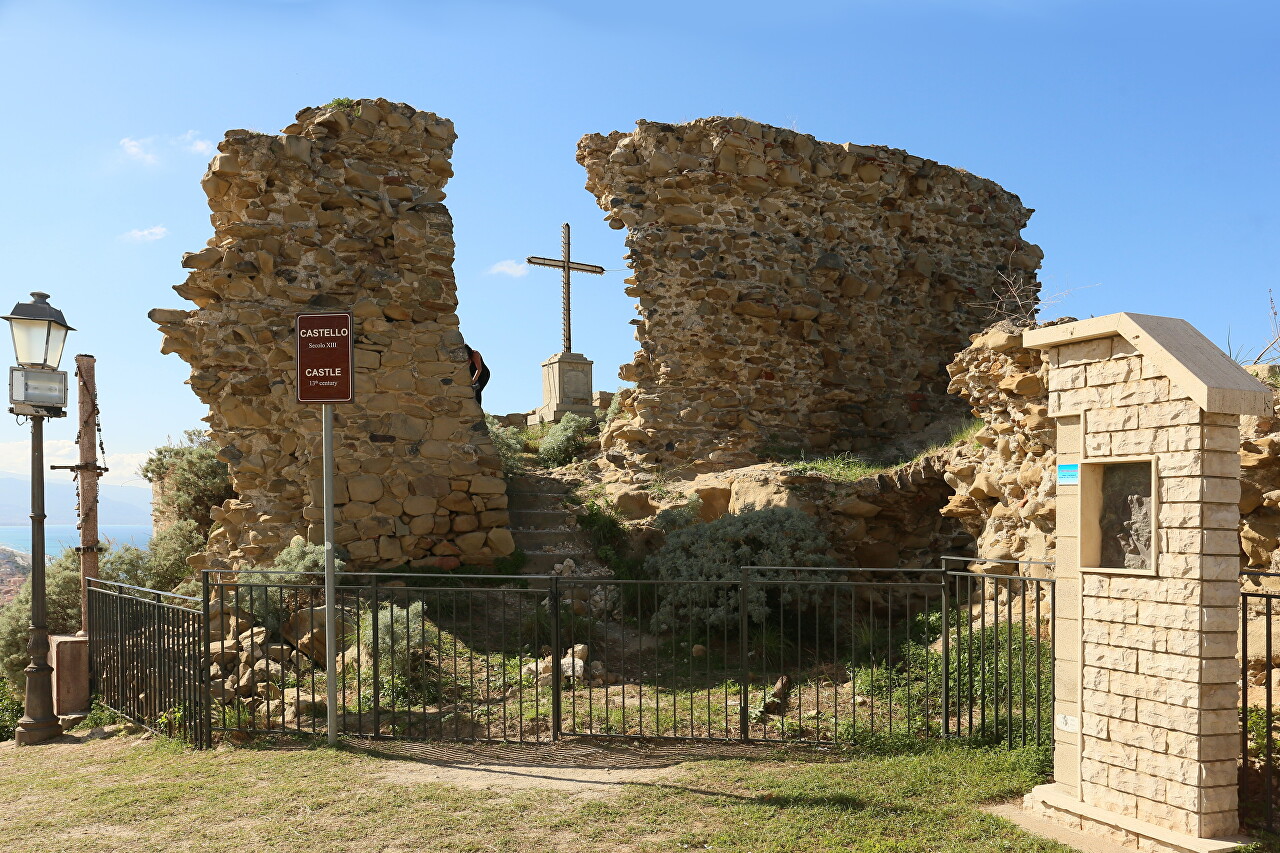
[511,529,582,552]
[509,509,573,530]
[507,491,570,511]
[506,476,572,496]
[521,551,589,574]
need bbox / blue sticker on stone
[1057,464,1080,486]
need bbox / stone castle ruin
[147,104,1054,576]
[578,117,1043,475]
[151,99,513,573]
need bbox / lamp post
[5,291,73,746]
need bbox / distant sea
[0,524,152,557]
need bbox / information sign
[295,313,354,403]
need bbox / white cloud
[0,440,153,488]
[175,130,215,156]
[121,225,168,242]
[119,136,157,164]
[487,259,529,278]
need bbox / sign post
[295,312,354,746]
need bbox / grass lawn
[0,729,1082,853]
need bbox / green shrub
[537,412,593,467]
[485,415,526,474]
[0,548,83,689]
[653,495,703,533]
[575,500,645,576]
[787,452,892,483]
[76,700,121,730]
[101,519,205,593]
[598,390,625,426]
[356,601,456,706]
[236,537,346,632]
[0,677,22,741]
[645,507,834,633]
[139,430,233,535]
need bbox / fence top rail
[205,570,540,582]
[87,577,202,605]
[747,578,945,589]
[742,565,941,574]
[946,570,1056,584]
[940,555,1056,567]
[1242,570,1280,579]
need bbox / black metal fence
[941,557,1056,746]
[89,561,1054,750]
[87,577,209,746]
[1242,570,1280,833]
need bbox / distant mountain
[0,474,153,526]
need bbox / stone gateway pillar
[1021,314,1269,852]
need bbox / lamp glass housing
[9,366,68,408]
[9,317,68,370]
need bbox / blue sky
[0,0,1275,505]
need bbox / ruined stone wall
[942,323,1057,570]
[578,117,1042,477]
[943,324,1280,584]
[151,99,512,573]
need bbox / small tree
[139,430,233,535]
[0,549,83,689]
[101,520,205,593]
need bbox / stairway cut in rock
[506,474,592,574]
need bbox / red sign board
[296,313,354,403]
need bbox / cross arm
[525,256,606,275]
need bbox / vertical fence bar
[201,571,211,748]
[550,577,562,741]
[1242,591,1251,822]
[942,575,950,738]
[739,567,750,742]
[369,575,379,738]
[1049,579,1056,748]
[1259,591,1269,829]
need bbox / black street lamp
[4,291,73,746]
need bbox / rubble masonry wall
[151,99,513,573]
[578,117,1043,476]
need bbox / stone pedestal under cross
[526,223,604,423]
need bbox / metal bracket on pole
[323,402,338,745]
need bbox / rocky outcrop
[577,117,1042,477]
[673,453,972,571]
[942,325,1280,581]
[150,99,512,573]
[941,323,1057,571]
[1237,367,1280,585]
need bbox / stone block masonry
[577,117,1043,476]
[150,99,513,573]
[1020,314,1270,852]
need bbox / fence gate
[87,578,209,746]
[192,562,1053,749]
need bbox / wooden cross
[526,223,604,353]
